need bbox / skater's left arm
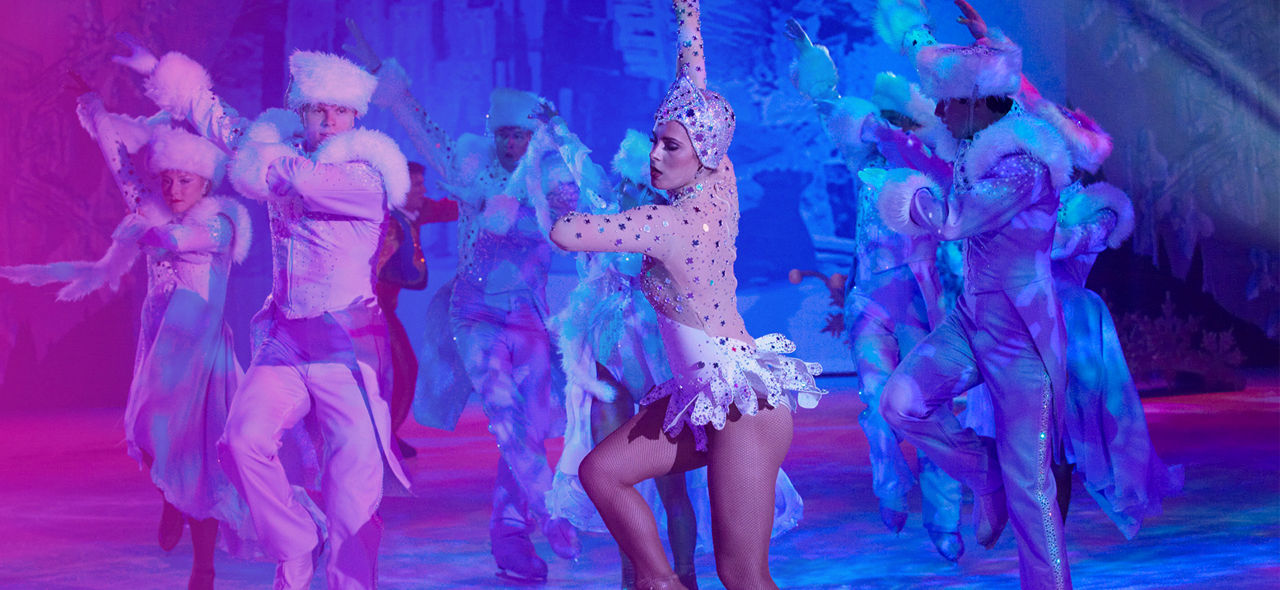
[267,157,386,221]
[878,154,1049,241]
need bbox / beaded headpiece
[653,70,735,168]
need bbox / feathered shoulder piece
[1059,182,1133,249]
[183,196,254,263]
[965,114,1072,191]
[314,127,410,209]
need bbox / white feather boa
[965,114,1072,191]
[230,109,409,208]
[0,196,251,301]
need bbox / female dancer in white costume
[0,93,252,590]
[551,1,824,588]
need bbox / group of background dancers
[0,0,1183,589]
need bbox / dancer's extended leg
[705,404,792,590]
[581,397,707,583]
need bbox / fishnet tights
[581,396,792,590]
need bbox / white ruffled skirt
[639,316,826,452]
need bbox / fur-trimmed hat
[286,50,377,116]
[915,34,1022,100]
[149,126,227,184]
[486,87,545,133]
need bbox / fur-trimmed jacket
[144,53,413,492]
[374,63,582,299]
[876,112,1072,396]
[225,109,408,319]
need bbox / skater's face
[649,121,701,191]
[494,126,533,172]
[160,170,211,215]
[301,103,357,149]
[936,96,1001,140]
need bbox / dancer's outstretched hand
[783,18,814,51]
[111,32,158,75]
[955,0,988,40]
[530,101,559,125]
[342,18,383,73]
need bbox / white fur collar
[964,114,1072,191]
[229,109,408,208]
[313,127,409,209]
[180,195,253,264]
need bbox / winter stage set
[0,1,1276,589]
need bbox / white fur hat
[915,35,1022,100]
[149,126,227,184]
[486,88,545,133]
[286,50,377,116]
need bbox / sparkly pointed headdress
[653,67,735,168]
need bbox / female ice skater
[550,1,824,588]
[0,93,252,590]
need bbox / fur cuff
[314,128,410,209]
[229,110,303,201]
[1060,182,1133,249]
[875,168,936,236]
[966,114,1072,190]
[185,196,254,264]
[230,141,298,201]
[145,52,212,118]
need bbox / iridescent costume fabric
[0,100,258,558]
[1052,182,1183,539]
[378,71,584,544]
[145,56,413,588]
[878,111,1074,589]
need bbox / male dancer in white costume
[115,41,411,589]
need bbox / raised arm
[343,21,461,183]
[75,92,153,212]
[113,35,247,153]
[674,0,707,88]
